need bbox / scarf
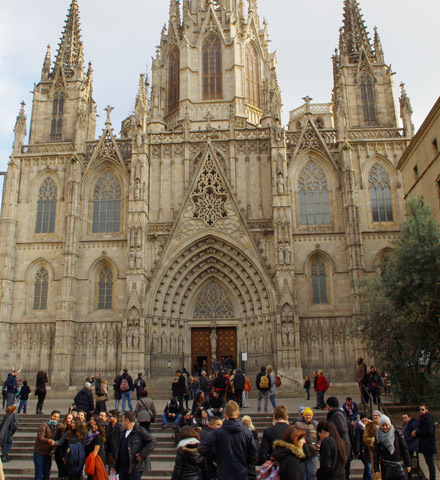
[86,430,100,446]
[376,425,395,455]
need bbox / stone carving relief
[126,307,140,349]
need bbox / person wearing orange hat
[295,407,319,480]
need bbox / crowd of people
[0,364,437,480]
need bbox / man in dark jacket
[133,373,146,401]
[412,404,437,480]
[326,396,352,480]
[4,371,18,409]
[162,399,182,428]
[232,369,245,407]
[207,391,225,417]
[114,411,157,480]
[199,370,209,394]
[258,405,290,465]
[199,400,258,480]
[73,382,94,420]
[105,409,123,470]
[402,413,419,480]
[356,357,368,408]
[256,367,269,413]
[173,370,187,408]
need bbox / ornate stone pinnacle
[104,105,114,125]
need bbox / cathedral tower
[29,0,96,150]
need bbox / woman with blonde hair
[266,365,278,410]
[242,415,258,442]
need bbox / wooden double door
[191,327,237,374]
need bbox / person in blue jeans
[33,410,60,479]
[161,399,182,429]
[118,368,134,412]
[17,380,31,414]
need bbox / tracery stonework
[192,155,228,226]
[0,0,412,386]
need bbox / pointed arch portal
[147,234,276,374]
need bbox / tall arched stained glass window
[203,35,222,100]
[369,163,393,222]
[245,43,260,108]
[33,267,49,310]
[311,260,328,304]
[360,73,377,125]
[298,161,330,226]
[36,177,57,234]
[50,91,64,141]
[92,171,121,233]
[98,267,113,310]
[168,46,180,113]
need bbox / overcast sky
[0,0,439,175]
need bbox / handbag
[381,459,406,479]
[140,399,155,423]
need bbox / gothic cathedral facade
[0,0,414,388]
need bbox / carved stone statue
[135,248,143,269]
[151,330,158,353]
[161,331,167,353]
[210,327,217,357]
[277,172,285,195]
[288,326,294,345]
[132,329,140,349]
[178,333,184,354]
[278,243,284,264]
[170,332,176,354]
[284,242,291,264]
[250,330,256,353]
[126,328,133,349]
[129,249,136,269]
[134,178,141,200]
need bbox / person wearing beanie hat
[326,396,339,409]
[374,416,411,479]
[327,396,352,479]
[295,405,319,479]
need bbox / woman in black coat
[373,415,411,480]
[316,421,346,480]
[271,425,307,480]
[172,426,208,480]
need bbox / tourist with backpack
[266,365,279,410]
[118,368,134,412]
[73,382,94,420]
[256,367,270,413]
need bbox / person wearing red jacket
[315,370,328,410]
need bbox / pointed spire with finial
[374,26,384,63]
[135,74,148,113]
[399,83,415,138]
[13,102,27,153]
[52,0,84,79]
[340,0,373,58]
[41,45,51,81]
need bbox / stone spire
[41,45,51,81]
[399,83,415,138]
[340,0,373,58]
[52,0,84,79]
[374,26,384,63]
[13,102,27,154]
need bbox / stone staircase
[1,412,376,479]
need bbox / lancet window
[369,163,393,222]
[245,43,260,108]
[33,267,49,310]
[92,171,121,233]
[203,35,222,100]
[360,73,377,125]
[298,161,330,226]
[168,46,180,114]
[311,260,328,304]
[98,267,113,310]
[50,91,64,141]
[193,282,234,319]
[36,177,57,234]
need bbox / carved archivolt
[151,236,273,318]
